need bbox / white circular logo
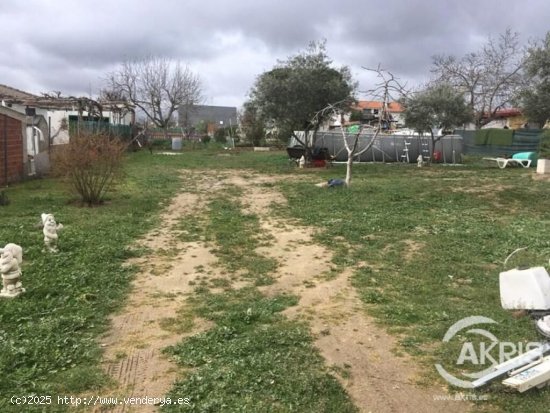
[435,316,498,388]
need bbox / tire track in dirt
[96,170,471,413]
[232,172,471,413]
[95,191,217,413]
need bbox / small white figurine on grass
[42,213,63,252]
[0,243,24,297]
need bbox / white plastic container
[537,159,550,174]
[500,267,550,310]
[171,137,182,151]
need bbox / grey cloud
[1,0,549,106]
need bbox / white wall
[45,109,71,145]
[6,103,133,145]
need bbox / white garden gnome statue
[42,213,63,252]
[417,155,425,167]
[0,243,24,298]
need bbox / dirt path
[96,170,471,413]
[96,192,217,412]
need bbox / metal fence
[68,120,133,139]
[456,129,542,156]
[306,131,464,163]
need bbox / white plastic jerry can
[500,267,550,310]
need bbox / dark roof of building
[0,84,37,100]
[0,84,132,112]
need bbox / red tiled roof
[491,108,522,118]
[354,100,404,112]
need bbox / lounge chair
[483,157,532,169]
[483,151,537,169]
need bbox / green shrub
[349,109,363,122]
[0,190,9,206]
[151,138,171,149]
[539,130,550,158]
[214,126,238,143]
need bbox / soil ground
[96,170,471,413]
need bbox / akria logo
[435,316,543,388]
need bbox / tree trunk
[429,130,435,164]
[345,156,353,186]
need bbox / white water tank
[500,267,550,310]
[171,137,182,151]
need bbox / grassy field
[165,195,356,412]
[0,152,185,412]
[0,147,549,412]
[276,158,550,411]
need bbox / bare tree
[313,104,377,187]
[431,28,527,128]
[106,56,203,139]
[41,91,62,98]
[318,66,407,186]
[362,65,409,129]
[520,32,550,127]
[99,88,127,102]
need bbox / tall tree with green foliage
[239,102,265,146]
[520,32,550,127]
[246,40,356,155]
[402,84,473,162]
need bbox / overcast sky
[1,0,549,109]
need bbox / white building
[0,84,134,145]
[0,84,135,177]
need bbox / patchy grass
[0,151,184,411]
[3,147,549,413]
[144,154,550,412]
[205,195,278,286]
[164,288,357,412]
[165,172,357,412]
[278,160,550,412]
[0,148,355,412]
[159,311,195,335]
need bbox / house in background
[325,100,405,131]
[0,84,134,145]
[179,105,237,136]
[480,108,528,129]
[0,83,135,182]
[353,101,405,128]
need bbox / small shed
[0,106,49,185]
[0,106,25,185]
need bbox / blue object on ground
[327,178,346,188]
